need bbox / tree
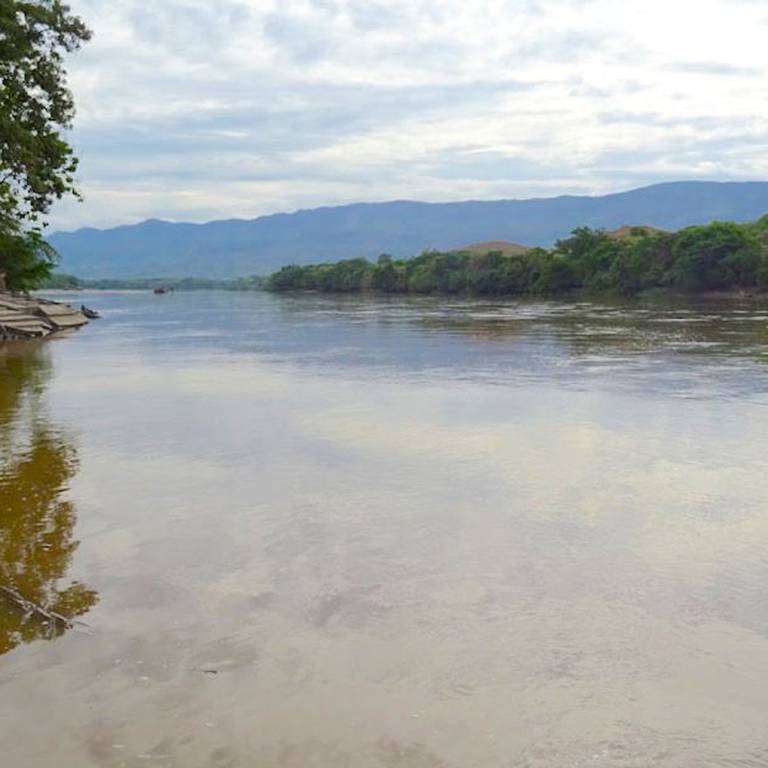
[0,1,91,290]
[0,227,58,290]
[554,227,621,288]
[671,222,757,291]
[371,254,405,292]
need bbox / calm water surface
[2,291,768,767]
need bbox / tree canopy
[0,0,91,290]
[266,215,768,298]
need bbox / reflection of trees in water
[275,294,768,362]
[415,299,768,357]
[0,345,97,656]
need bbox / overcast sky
[52,0,768,230]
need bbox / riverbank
[0,293,89,341]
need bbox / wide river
[2,290,768,767]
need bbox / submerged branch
[0,585,75,632]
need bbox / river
[2,290,768,767]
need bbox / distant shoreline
[38,276,265,292]
[38,286,768,305]
[41,214,768,301]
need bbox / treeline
[266,216,768,296]
[37,274,265,291]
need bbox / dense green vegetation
[266,217,768,297]
[37,274,266,291]
[37,271,81,289]
[0,1,91,291]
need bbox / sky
[51,0,768,231]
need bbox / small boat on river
[80,304,101,319]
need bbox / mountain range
[50,181,768,279]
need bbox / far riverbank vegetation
[40,215,768,298]
[266,216,768,297]
[38,275,265,291]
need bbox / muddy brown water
[2,291,768,767]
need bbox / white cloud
[52,0,768,229]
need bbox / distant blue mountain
[49,181,768,278]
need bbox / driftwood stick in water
[0,585,74,630]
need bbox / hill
[460,240,531,255]
[606,225,668,239]
[49,181,768,279]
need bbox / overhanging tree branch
[0,0,91,290]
